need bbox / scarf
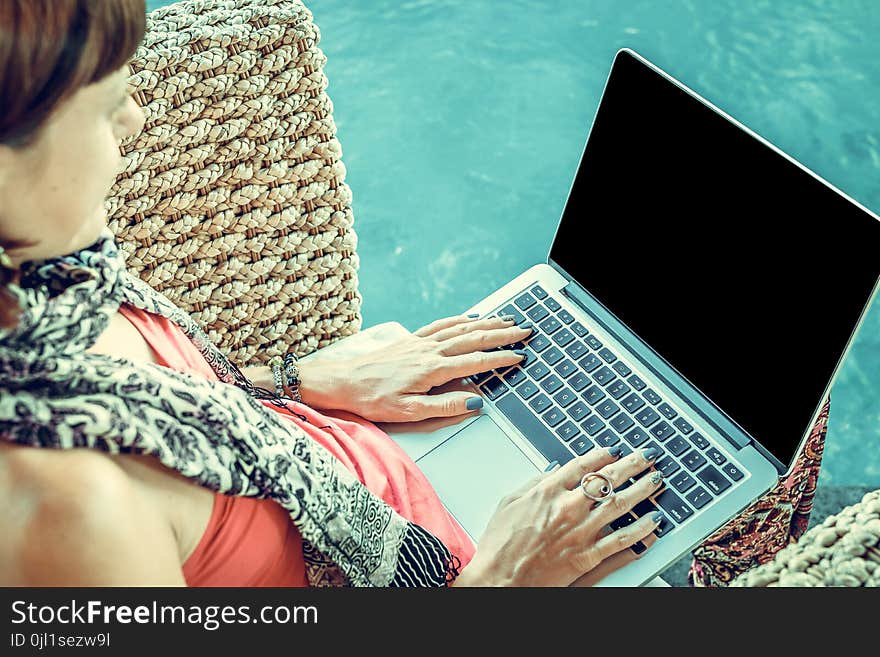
[0,226,460,587]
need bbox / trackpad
[416,414,541,541]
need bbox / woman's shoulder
[0,444,185,585]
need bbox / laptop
[378,48,880,586]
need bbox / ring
[580,472,615,504]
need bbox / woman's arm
[0,447,185,586]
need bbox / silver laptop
[379,48,880,586]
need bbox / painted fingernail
[500,314,516,322]
[649,471,664,486]
[543,460,560,472]
[466,397,483,410]
[651,511,665,524]
[518,321,533,331]
[467,312,480,318]
[512,349,527,359]
[608,445,624,458]
[642,447,661,461]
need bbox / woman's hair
[0,0,146,330]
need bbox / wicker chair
[109,0,361,369]
[112,0,879,588]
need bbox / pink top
[116,303,476,586]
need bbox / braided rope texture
[730,489,880,587]
[106,0,362,366]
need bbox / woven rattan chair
[109,0,361,368]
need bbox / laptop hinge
[561,281,753,453]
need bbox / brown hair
[0,0,146,330]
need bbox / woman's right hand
[452,446,666,587]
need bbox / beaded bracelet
[268,352,303,403]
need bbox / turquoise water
[147,1,880,487]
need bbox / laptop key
[500,304,525,324]
[597,347,617,363]
[627,374,647,391]
[658,402,677,420]
[526,305,550,322]
[592,366,617,386]
[666,435,690,457]
[570,321,589,338]
[655,489,694,524]
[543,346,564,365]
[529,334,551,353]
[706,447,727,466]
[552,328,575,347]
[630,541,647,555]
[682,450,707,472]
[696,465,731,495]
[655,456,680,477]
[516,380,540,400]
[722,463,744,481]
[633,498,658,518]
[544,296,561,312]
[571,436,594,455]
[635,407,661,428]
[470,370,492,385]
[555,420,579,442]
[606,379,631,400]
[594,429,620,447]
[543,406,566,427]
[554,358,577,379]
[669,471,697,494]
[530,285,548,299]
[643,389,662,405]
[526,362,550,380]
[553,387,577,408]
[621,392,646,413]
[610,513,637,531]
[686,486,712,510]
[596,400,620,420]
[612,361,632,377]
[540,374,564,394]
[673,417,694,435]
[519,348,538,368]
[557,309,575,325]
[495,393,574,465]
[564,340,588,360]
[649,420,676,442]
[514,293,537,310]
[581,415,606,436]
[585,335,603,350]
[568,372,591,392]
[653,513,674,538]
[503,368,527,387]
[567,401,591,422]
[610,413,635,433]
[579,353,602,373]
[582,385,606,405]
[480,377,508,401]
[538,316,562,335]
[529,393,552,414]
[689,432,710,450]
[624,428,650,448]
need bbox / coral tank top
[116,303,476,586]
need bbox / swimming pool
[146,0,880,487]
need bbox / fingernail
[500,314,516,322]
[642,447,661,461]
[649,471,664,486]
[466,397,483,411]
[518,321,533,331]
[467,313,480,318]
[543,460,560,472]
[651,511,665,524]
[513,349,527,358]
[608,445,624,458]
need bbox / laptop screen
[550,49,880,466]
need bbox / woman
[0,0,667,587]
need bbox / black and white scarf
[0,227,460,586]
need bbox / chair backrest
[106,0,362,367]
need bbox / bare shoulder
[0,444,185,586]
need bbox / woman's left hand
[296,313,533,422]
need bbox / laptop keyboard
[468,284,749,543]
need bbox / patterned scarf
[0,227,459,586]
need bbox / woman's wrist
[240,362,343,411]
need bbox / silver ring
[580,472,615,503]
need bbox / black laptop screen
[550,50,880,466]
